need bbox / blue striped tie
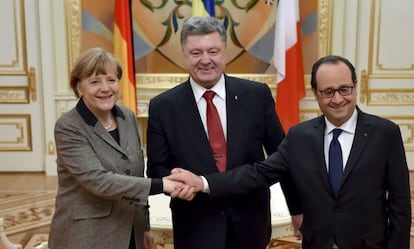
[329,129,343,194]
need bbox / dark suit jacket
[146,75,298,249]
[207,108,411,249]
[49,99,152,249]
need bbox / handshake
[161,167,305,238]
[161,168,205,201]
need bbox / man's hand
[291,214,303,239]
[168,168,204,191]
[166,168,204,200]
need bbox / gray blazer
[49,99,151,249]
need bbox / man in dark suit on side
[169,55,412,249]
[146,16,301,249]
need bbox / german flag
[114,0,137,114]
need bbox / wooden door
[0,0,45,171]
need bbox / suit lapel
[342,111,370,182]
[177,82,219,172]
[307,110,371,196]
[76,98,127,156]
[225,78,248,170]
[92,124,125,155]
[115,114,131,155]
[312,117,333,193]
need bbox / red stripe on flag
[274,0,305,133]
[114,0,137,114]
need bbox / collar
[325,108,358,135]
[76,98,125,127]
[190,74,226,103]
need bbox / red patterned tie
[203,90,227,172]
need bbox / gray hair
[180,16,227,47]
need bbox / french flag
[274,0,305,133]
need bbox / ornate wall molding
[0,87,29,103]
[359,0,414,106]
[318,0,333,57]
[0,114,32,151]
[0,0,27,75]
[369,90,414,105]
[65,0,81,72]
[384,116,414,151]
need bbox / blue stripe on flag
[202,0,215,16]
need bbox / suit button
[125,169,131,175]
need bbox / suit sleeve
[206,134,291,199]
[261,83,285,154]
[261,84,303,215]
[386,125,411,249]
[146,99,173,178]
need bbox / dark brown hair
[310,55,357,90]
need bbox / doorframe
[37,1,68,175]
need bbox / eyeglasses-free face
[182,32,226,89]
[318,85,354,98]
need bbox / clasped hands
[162,168,204,201]
[162,168,304,238]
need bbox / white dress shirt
[324,109,358,172]
[190,75,227,193]
[190,75,227,139]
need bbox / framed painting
[65,0,332,116]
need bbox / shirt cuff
[200,175,210,193]
[149,178,163,195]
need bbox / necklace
[103,118,113,130]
